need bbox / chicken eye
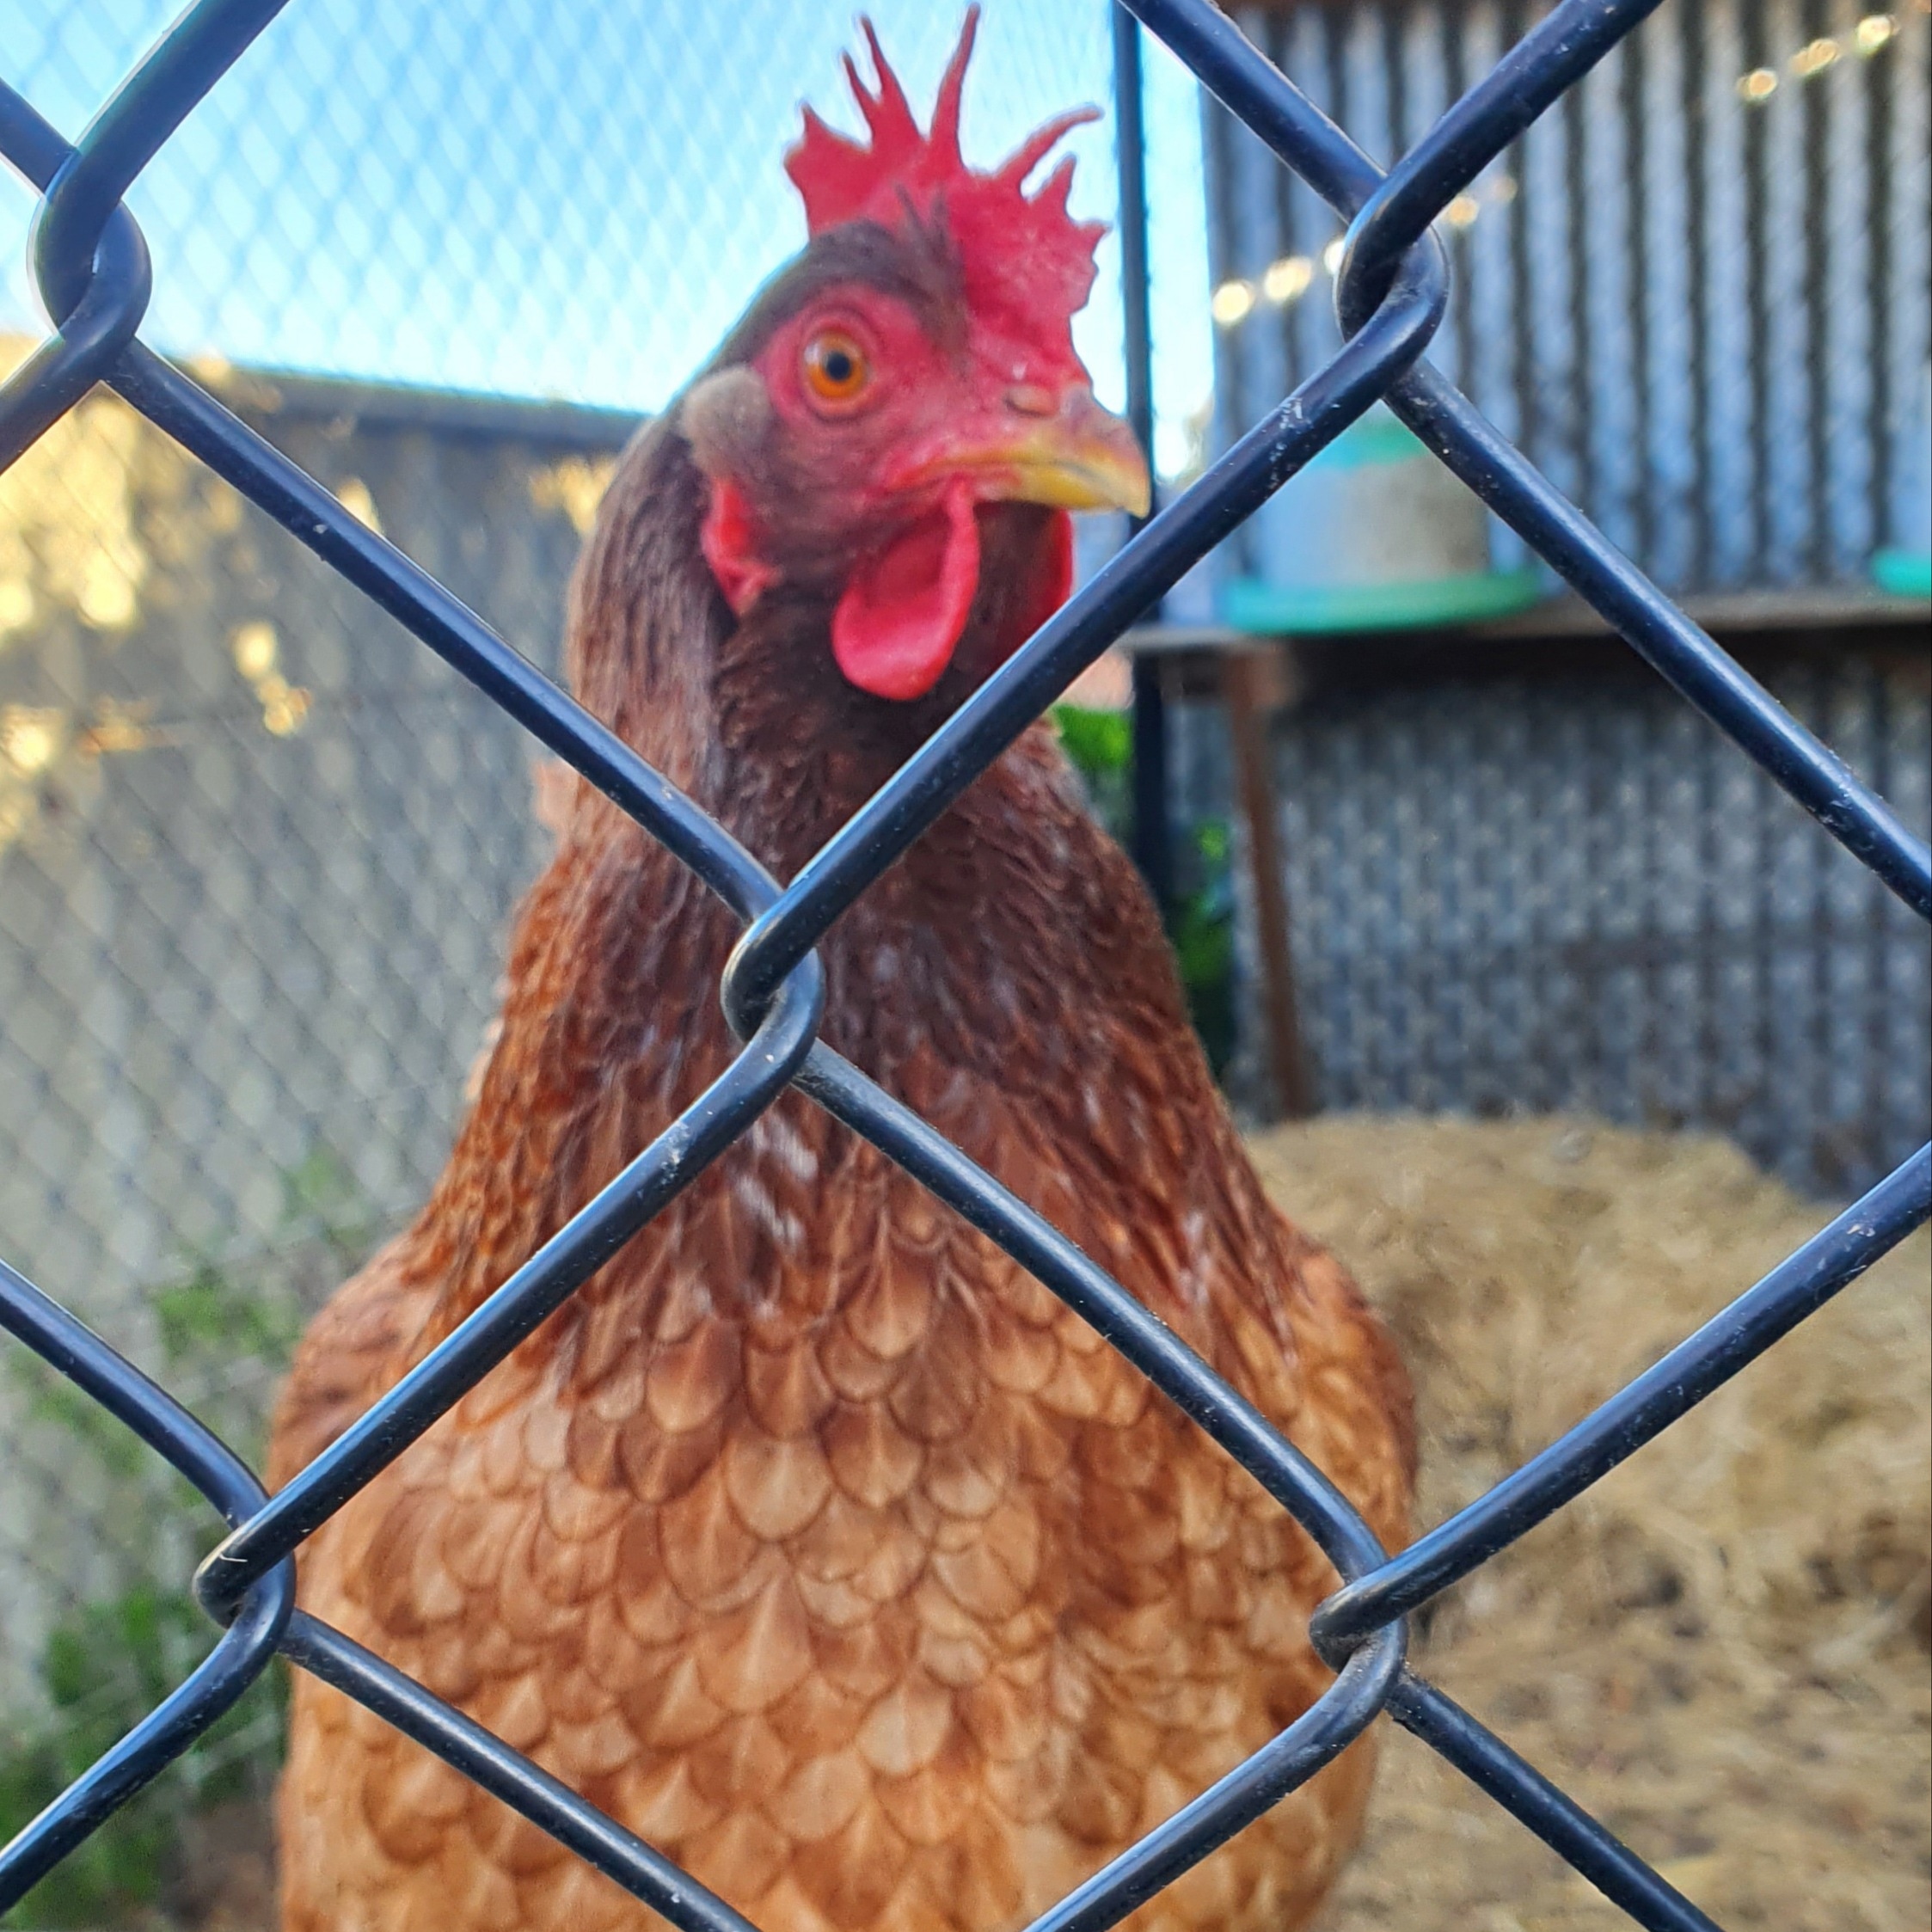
[801,329,872,408]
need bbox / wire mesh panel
[0,4,1929,1932]
[0,0,1224,462]
[0,367,634,1782]
[0,375,629,1307]
[1174,640,1932,1198]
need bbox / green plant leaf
[1051,703,1132,780]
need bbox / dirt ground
[1243,1114,1930,1932]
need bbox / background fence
[0,370,628,1322]
[1167,633,1932,1198]
[1,0,1929,1929]
[0,371,634,1765]
[0,0,1213,474]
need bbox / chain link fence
[0,0,1215,463]
[0,370,634,1809]
[0,9,1184,1884]
[0,0,1929,1929]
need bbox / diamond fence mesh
[0,0,1168,431]
[0,2,1928,1930]
[0,5,1200,1874]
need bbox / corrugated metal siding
[1204,0,1932,593]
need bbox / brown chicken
[268,16,1414,1930]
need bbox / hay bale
[1245,1113,1930,1932]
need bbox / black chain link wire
[1,0,1928,1926]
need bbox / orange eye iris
[801,329,871,407]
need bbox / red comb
[786,8,1105,352]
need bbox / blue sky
[3,0,1213,475]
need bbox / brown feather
[271,233,1413,1932]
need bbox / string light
[1739,13,1901,99]
[1211,279,1255,327]
[1210,242,1356,328]
[0,708,61,777]
[1216,3,1906,328]
[1262,255,1314,304]
[1213,256,1320,326]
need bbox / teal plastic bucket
[1223,405,1543,635]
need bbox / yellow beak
[908,385,1153,519]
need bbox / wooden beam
[1221,648,1315,1119]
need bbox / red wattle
[1018,510,1075,646]
[831,482,981,701]
[701,479,779,616]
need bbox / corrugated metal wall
[1184,0,1932,1198]
[1204,0,1932,593]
